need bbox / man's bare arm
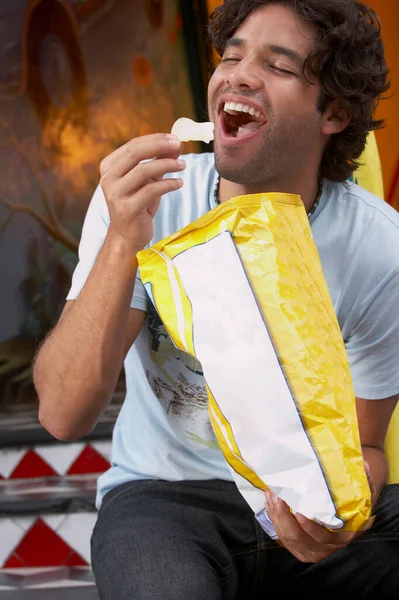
[33,132,184,441]
[33,233,146,441]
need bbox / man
[33,0,399,597]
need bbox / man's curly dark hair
[208,0,391,183]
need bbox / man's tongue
[235,121,262,138]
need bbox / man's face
[207,3,325,188]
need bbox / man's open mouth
[220,101,267,138]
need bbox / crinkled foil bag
[137,193,374,538]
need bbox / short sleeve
[345,272,399,399]
[66,184,148,312]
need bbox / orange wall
[366,0,398,207]
[207,0,221,16]
[206,0,399,207]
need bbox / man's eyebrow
[266,44,305,67]
[224,38,244,49]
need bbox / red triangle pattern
[10,450,58,479]
[67,445,110,475]
[3,553,26,568]
[3,519,89,568]
[65,551,88,566]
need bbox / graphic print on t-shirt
[146,304,219,449]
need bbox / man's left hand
[265,490,362,563]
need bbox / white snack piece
[171,117,214,144]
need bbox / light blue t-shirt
[67,153,399,509]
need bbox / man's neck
[218,176,321,215]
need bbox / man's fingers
[116,158,186,199]
[97,132,183,248]
[100,134,181,178]
[130,178,184,214]
[266,492,305,540]
[265,493,318,558]
[265,491,356,562]
[100,133,178,171]
[152,146,183,181]
[295,513,355,547]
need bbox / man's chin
[214,156,254,186]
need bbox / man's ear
[321,98,351,135]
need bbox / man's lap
[91,479,399,599]
[91,479,265,599]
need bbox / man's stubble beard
[214,116,321,188]
[214,142,276,186]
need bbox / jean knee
[91,515,224,600]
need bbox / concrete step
[0,566,99,598]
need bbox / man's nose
[226,59,262,91]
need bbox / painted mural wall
[0,0,201,407]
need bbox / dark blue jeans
[91,479,399,599]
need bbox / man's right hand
[99,133,186,251]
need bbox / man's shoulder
[324,180,399,279]
[332,180,399,230]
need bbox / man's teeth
[223,101,263,119]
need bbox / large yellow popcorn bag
[137,193,374,537]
